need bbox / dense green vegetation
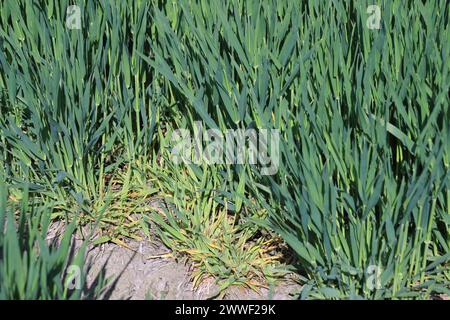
[0,0,449,299]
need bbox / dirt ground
[47,221,450,300]
[80,237,301,300]
[46,221,301,300]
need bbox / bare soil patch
[47,221,301,300]
[81,237,301,300]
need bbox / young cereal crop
[0,0,448,300]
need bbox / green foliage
[0,181,92,299]
[0,0,448,299]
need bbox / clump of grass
[147,142,287,297]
